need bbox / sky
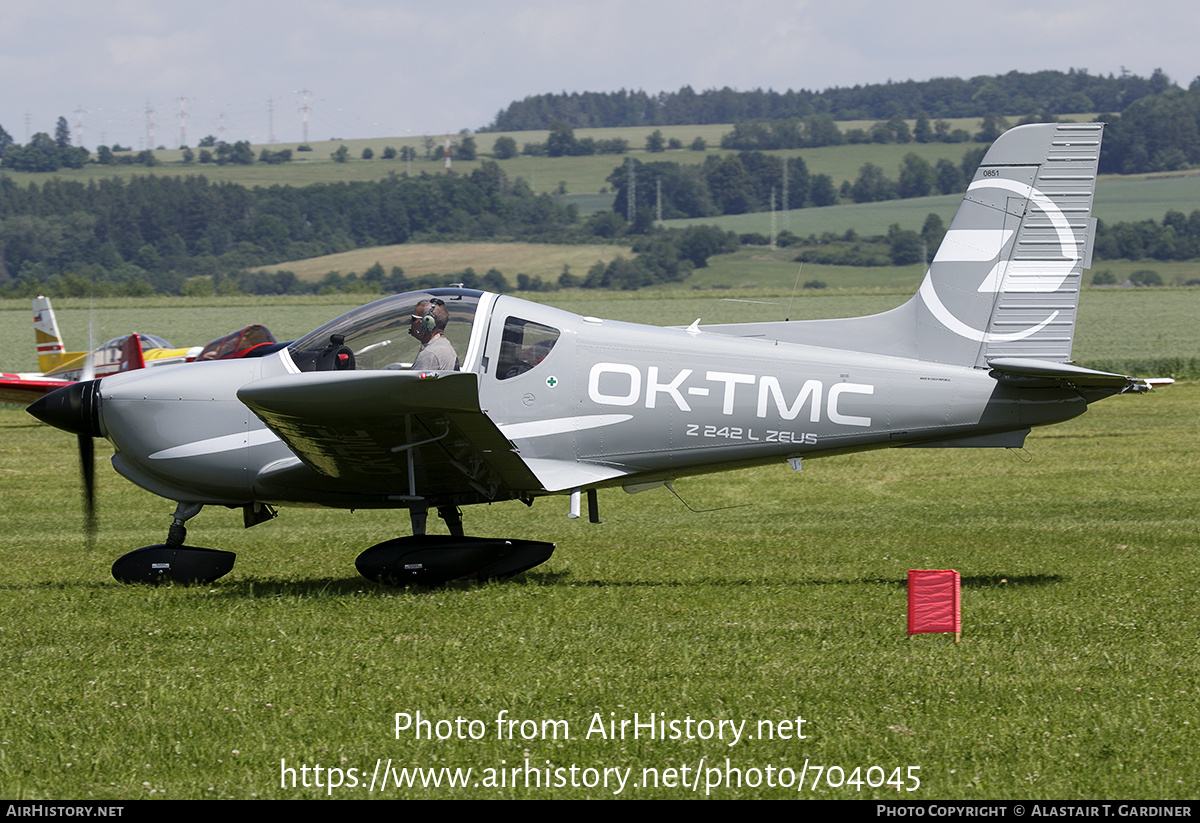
[2,0,1197,149]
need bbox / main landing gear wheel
[355,536,555,586]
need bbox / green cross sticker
[545,375,558,388]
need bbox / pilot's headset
[417,298,446,333]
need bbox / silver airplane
[30,122,1153,585]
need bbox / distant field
[0,319,1195,798]
[5,115,1192,237]
[687,247,1200,293]
[666,194,962,238]
[252,241,630,283]
[246,236,1199,297]
[663,172,1200,237]
[681,246,930,291]
[4,113,1153,204]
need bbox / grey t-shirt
[411,335,459,371]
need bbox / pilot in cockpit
[408,298,459,371]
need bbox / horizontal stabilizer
[987,357,1145,392]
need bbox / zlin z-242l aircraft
[30,123,1157,586]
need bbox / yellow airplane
[0,295,201,405]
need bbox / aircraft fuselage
[92,299,1086,510]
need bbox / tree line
[4,146,1197,301]
[605,144,990,221]
[0,163,576,296]
[6,73,1200,181]
[486,69,1174,130]
[777,208,1200,276]
[0,162,750,297]
[719,112,1015,150]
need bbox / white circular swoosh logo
[919,276,1059,343]
[921,179,1077,342]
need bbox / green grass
[1094,172,1200,222]
[0,288,1198,798]
[0,383,1196,799]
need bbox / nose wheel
[111,503,236,585]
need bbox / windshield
[93,333,172,365]
[100,333,172,352]
[198,325,276,361]
[288,289,482,372]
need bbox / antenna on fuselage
[785,262,804,322]
[664,481,748,513]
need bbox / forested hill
[486,69,1175,131]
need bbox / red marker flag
[907,570,961,641]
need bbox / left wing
[238,370,544,503]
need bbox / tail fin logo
[919,179,1079,344]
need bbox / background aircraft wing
[238,370,545,502]
[0,374,72,405]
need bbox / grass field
[0,378,1195,799]
[251,241,631,284]
[0,287,1197,799]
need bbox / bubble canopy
[288,289,484,372]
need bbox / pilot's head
[409,298,448,343]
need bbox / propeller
[79,430,96,538]
[27,379,103,539]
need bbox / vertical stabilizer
[33,295,77,373]
[914,122,1102,367]
[696,123,1104,367]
